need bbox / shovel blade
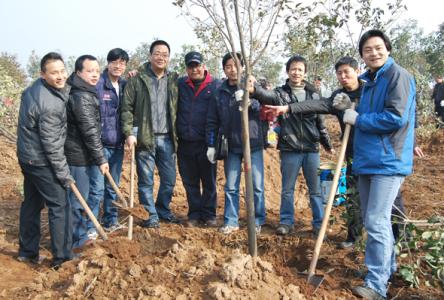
[307,274,324,293]
[112,201,149,220]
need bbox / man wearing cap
[177,51,220,227]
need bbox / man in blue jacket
[177,51,219,227]
[335,30,416,300]
[88,48,129,234]
[206,52,266,234]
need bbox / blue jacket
[206,80,264,154]
[96,71,126,148]
[353,57,416,175]
[177,71,219,142]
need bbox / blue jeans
[136,135,176,221]
[87,147,124,229]
[279,151,323,229]
[223,150,265,226]
[68,165,95,248]
[358,174,404,298]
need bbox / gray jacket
[17,78,73,188]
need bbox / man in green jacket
[121,40,180,228]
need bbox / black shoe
[186,219,200,227]
[338,239,355,249]
[160,215,182,224]
[142,219,160,228]
[203,218,217,227]
[352,286,385,300]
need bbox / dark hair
[107,48,129,63]
[75,55,98,72]
[285,55,307,73]
[149,40,171,54]
[222,52,244,68]
[358,29,392,57]
[40,52,64,72]
[334,56,359,71]
[315,76,322,81]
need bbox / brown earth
[0,116,443,299]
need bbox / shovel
[104,171,148,220]
[70,182,108,241]
[306,103,355,291]
[128,145,135,240]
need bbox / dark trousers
[19,163,72,261]
[177,140,217,221]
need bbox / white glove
[333,93,352,111]
[343,109,358,125]
[440,100,444,107]
[234,89,244,102]
[206,147,216,164]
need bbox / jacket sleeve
[39,102,73,188]
[206,92,220,147]
[121,77,137,138]
[252,84,283,105]
[316,114,333,151]
[356,71,415,134]
[71,93,106,166]
[288,96,334,114]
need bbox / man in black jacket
[252,55,333,236]
[65,55,108,248]
[17,52,74,268]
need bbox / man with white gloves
[334,30,416,300]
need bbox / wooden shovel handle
[307,103,355,281]
[105,171,128,208]
[70,182,108,240]
[128,145,135,240]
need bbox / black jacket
[65,73,107,166]
[253,81,332,152]
[17,78,73,187]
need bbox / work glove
[343,109,358,125]
[206,147,216,164]
[332,93,352,111]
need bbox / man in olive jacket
[121,40,179,228]
[17,52,74,268]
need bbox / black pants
[19,163,72,261]
[177,140,217,221]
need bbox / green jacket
[121,63,179,151]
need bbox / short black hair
[358,29,392,57]
[40,52,64,72]
[334,56,359,71]
[75,55,98,72]
[286,55,307,73]
[222,52,244,68]
[149,40,171,54]
[107,48,129,63]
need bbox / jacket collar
[360,56,394,82]
[185,70,213,96]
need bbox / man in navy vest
[177,51,219,227]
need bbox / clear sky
[0,0,442,68]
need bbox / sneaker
[104,223,126,232]
[276,224,293,236]
[203,218,217,227]
[160,214,182,224]
[142,219,160,228]
[219,225,239,234]
[352,286,385,300]
[87,229,98,240]
[17,255,46,265]
[338,240,355,249]
[186,219,200,227]
[255,225,262,235]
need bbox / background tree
[26,50,41,81]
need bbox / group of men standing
[16,29,418,300]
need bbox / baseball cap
[185,51,203,66]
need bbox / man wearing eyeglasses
[86,48,129,237]
[121,40,180,228]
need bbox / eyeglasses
[109,60,127,67]
[152,52,169,59]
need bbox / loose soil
[1,116,443,299]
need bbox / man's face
[40,59,67,89]
[150,45,170,71]
[223,58,242,83]
[287,61,305,86]
[107,58,127,78]
[186,62,205,81]
[77,59,100,86]
[435,77,443,84]
[336,64,360,91]
[361,36,390,73]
